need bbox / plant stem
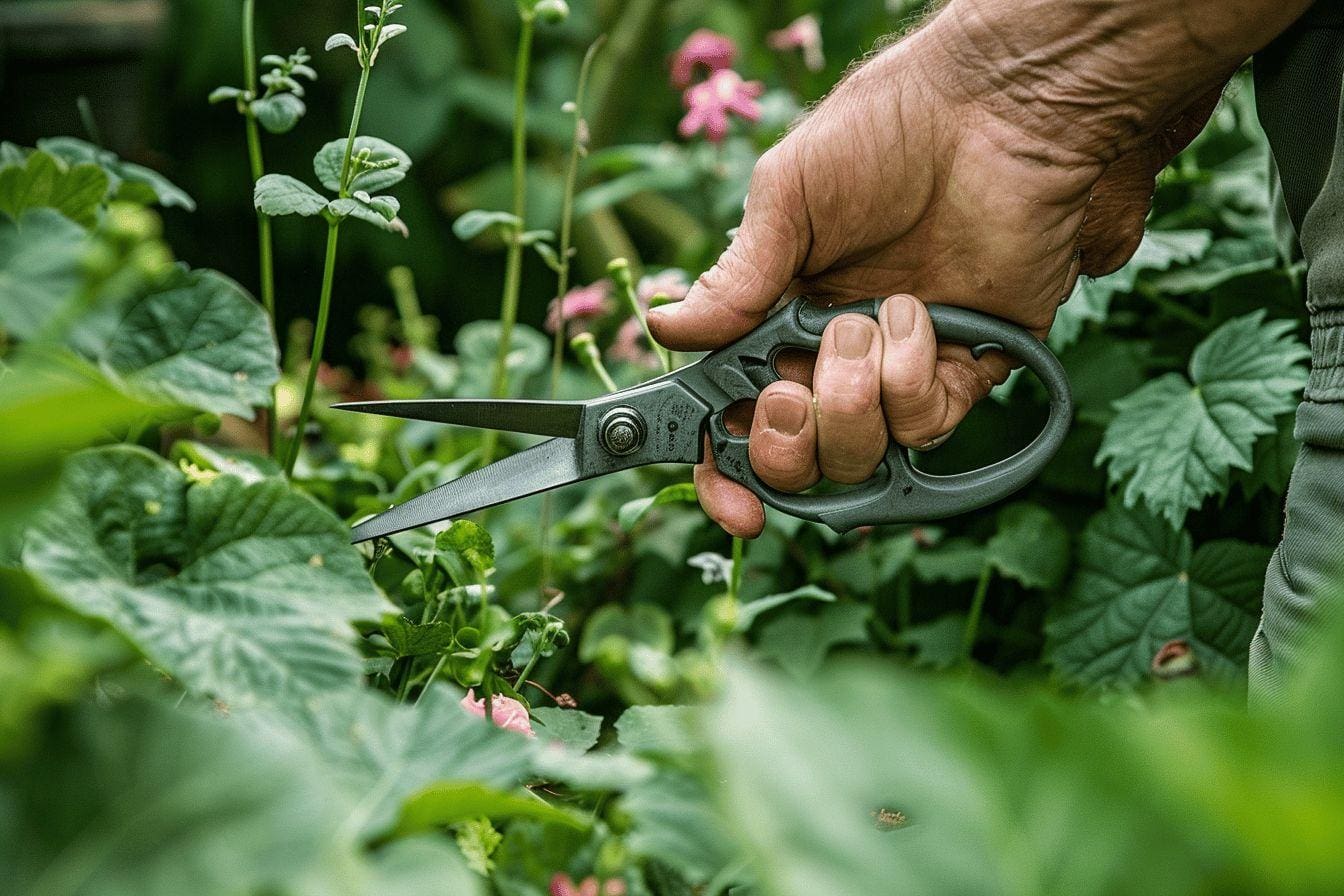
[961,564,993,662]
[284,7,379,476]
[241,0,278,453]
[284,221,341,475]
[1138,285,1210,330]
[541,36,605,592]
[481,11,536,466]
[729,536,745,600]
[414,655,449,705]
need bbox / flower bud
[534,0,568,24]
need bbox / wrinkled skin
[647,1,1248,538]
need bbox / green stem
[541,36,604,592]
[729,536,745,600]
[415,655,449,705]
[388,266,432,350]
[482,12,536,466]
[241,0,278,453]
[961,564,993,662]
[337,47,376,196]
[895,566,913,631]
[285,221,341,475]
[571,334,617,392]
[1138,285,1210,330]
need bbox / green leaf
[615,705,700,757]
[313,136,411,193]
[251,92,307,134]
[622,770,741,885]
[985,502,1070,590]
[530,707,602,752]
[382,617,455,657]
[254,173,328,217]
[0,208,87,340]
[1050,229,1212,349]
[911,536,986,584]
[1235,412,1298,498]
[1097,311,1309,526]
[0,695,358,896]
[0,150,109,228]
[396,781,588,836]
[453,208,522,241]
[22,446,393,708]
[208,85,245,103]
[256,686,535,837]
[754,602,872,679]
[366,836,484,896]
[326,195,406,234]
[617,481,699,530]
[1045,504,1268,689]
[37,136,195,211]
[0,354,161,531]
[68,268,279,419]
[736,584,836,632]
[436,519,495,575]
[580,604,674,662]
[896,613,968,670]
[453,319,549,395]
[707,651,1344,896]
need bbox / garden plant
[1,1,1342,894]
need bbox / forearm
[914,0,1314,160]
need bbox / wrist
[917,0,1309,160]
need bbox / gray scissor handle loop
[704,297,1072,532]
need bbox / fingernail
[835,318,873,360]
[882,296,917,341]
[648,301,679,317]
[764,392,808,436]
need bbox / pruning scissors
[337,298,1072,543]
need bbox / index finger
[647,146,809,351]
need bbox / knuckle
[821,387,880,420]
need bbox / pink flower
[679,69,764,144]
[670,29,736,88]
[637,269,691,306]
[768,14,825,72]
[607,316,658,368]
[550,875,623,896]
[546,280,612,335]
[460,689,535,737]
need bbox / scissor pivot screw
[598,407,646,456]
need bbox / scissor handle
[702,297,1072,532]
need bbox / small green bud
[605,256,634,291]
[533,0,569,24]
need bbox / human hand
[646,0,1277,538]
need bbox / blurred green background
[0,0,918,363]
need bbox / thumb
[648,147,808,351]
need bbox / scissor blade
[332,399,583,439]
[350,437,586,542]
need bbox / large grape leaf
[1044,505,1268,689]
[0,208,87,340]
[1050,229,1212,349]
[254,686,536,838]
[985,502,1070,591]
[1097,311,1308,526]
[0,149,109,228]
[67,267,278,419]
[22,446,393,708]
